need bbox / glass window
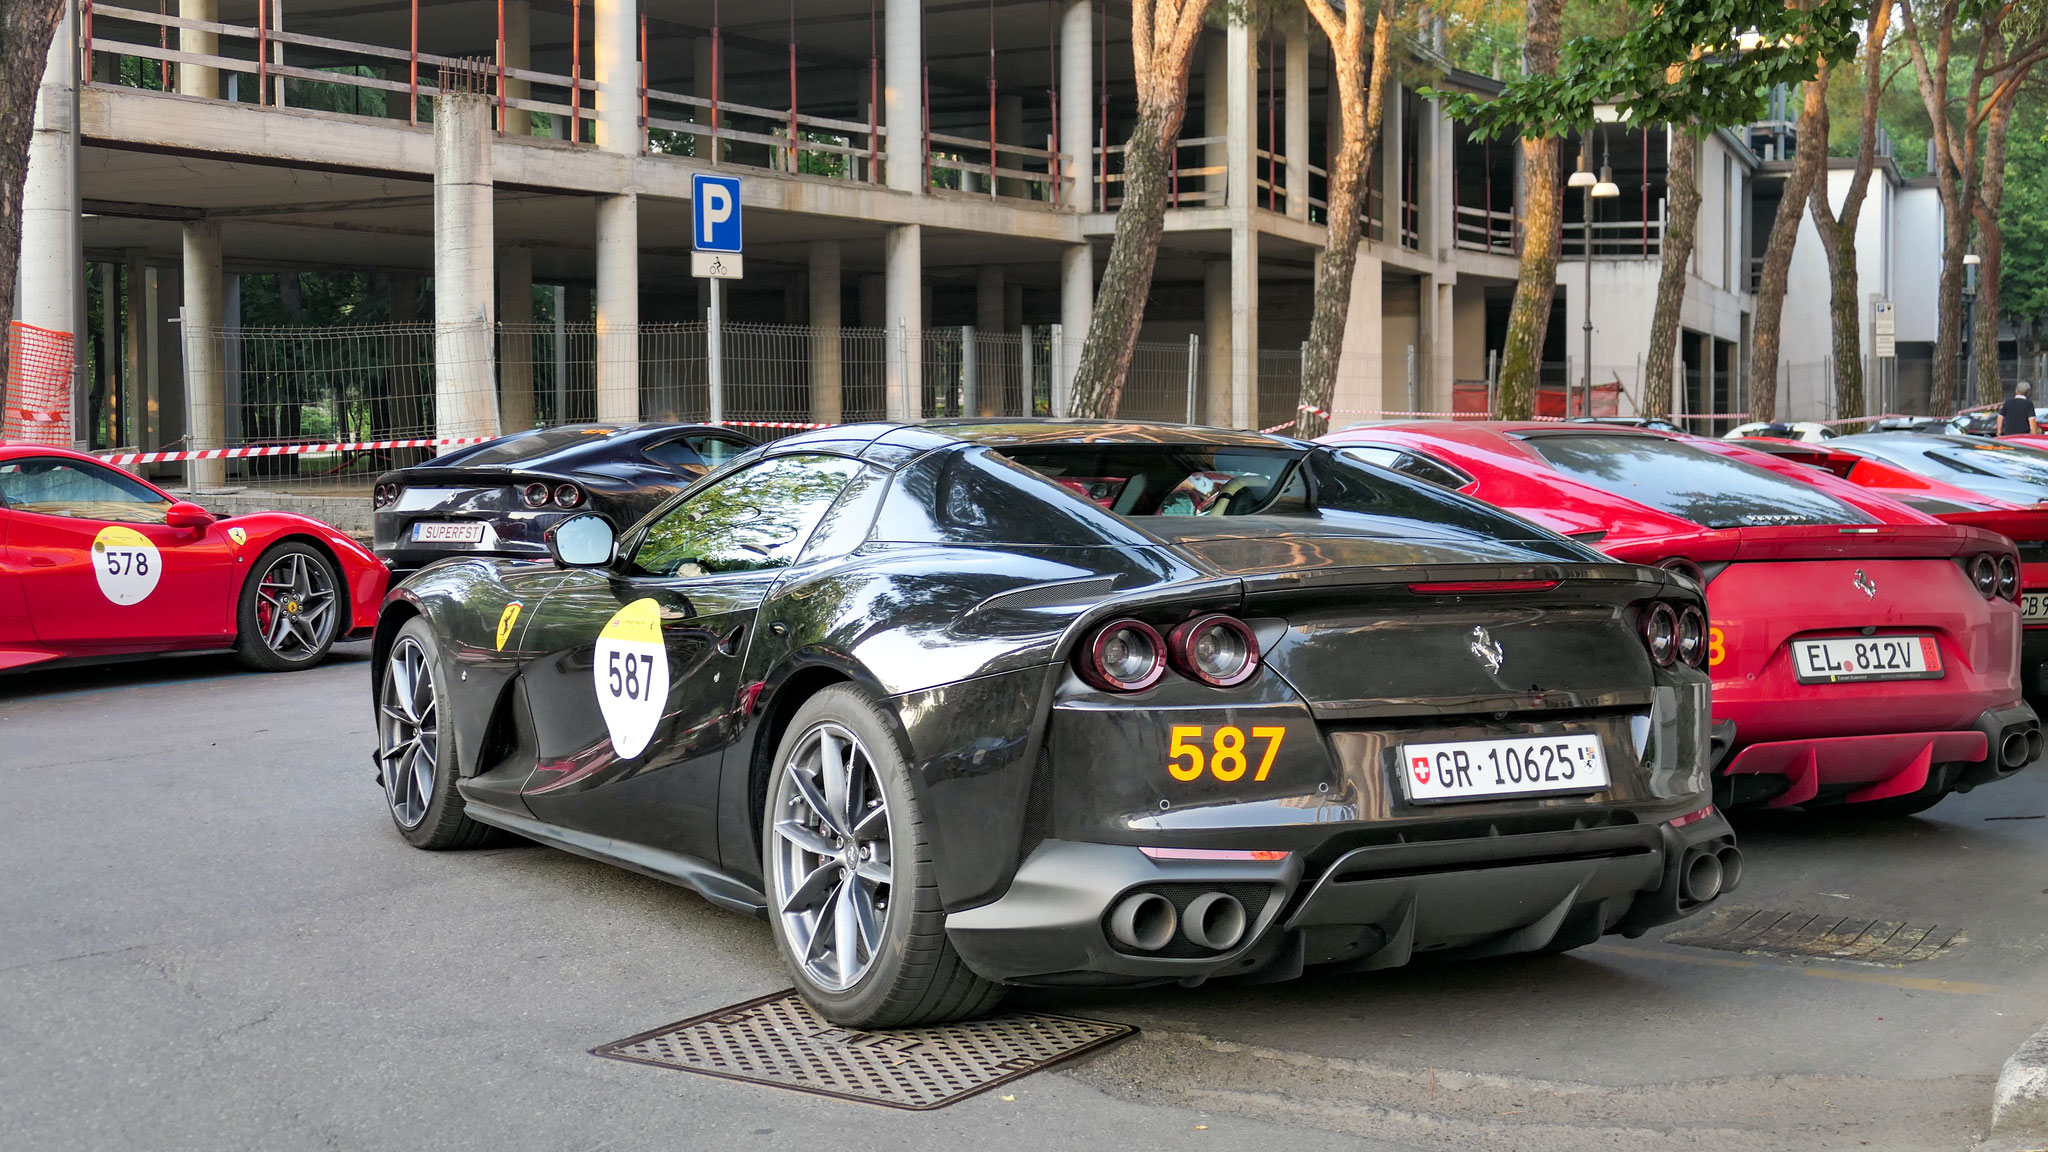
[629,454,864,577]
[1524,434,1873,528]
[643,433,752,474]
[1929,444,2048,484]
[1334,445,1473,489]
[872,448,1136,547]
[0,458,171,524]
[994,445,1306,518]
[443,426,620,467]
[1307,449,1597,555]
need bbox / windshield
[1524,434,1873,528]
[994,446,1309,518]
[447,426,620,466]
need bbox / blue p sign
[692,174,742,253]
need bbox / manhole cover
[592,990,1134,1109]
[1664,905,1963,963]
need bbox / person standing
[1999,381,2040,436]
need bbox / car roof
[771,419,1303,458]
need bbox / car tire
[234,541,343,672]
[761,684,1004,1028]
[378,617,497,850]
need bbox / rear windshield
[994,446,1310,518]
[1524,434,1873,528]
[447,426,620,466]
[1927,441,2048,484]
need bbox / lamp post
[1571,127,1621,418]
[1963,252,1981,411]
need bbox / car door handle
[28,557,56,567]
[768,621,787,636]
[717,625,745,656]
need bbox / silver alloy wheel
[770,720,895,993]
[254,550,338,659]
[378,637,438,829]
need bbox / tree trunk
[1,0,68,405]
[1807,0,1891,423]
[1901,0,1980,417]
[1749,68,1830,423]
[1294,7,1392,439]
[1973,83,2018,407]
[1643,126,1700,418]
[1496,0,1567,420]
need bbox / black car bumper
[945,811,1738,987]
[2024,628,2048,697]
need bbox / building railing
[1454,203,1516,255]
[1559,216,1667,260]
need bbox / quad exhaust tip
[1181,892,1248,951]
[2000,727,2040,770]
[1715,845,1743,895]
[1108,892,1177,952]
[1681,849,1724,904]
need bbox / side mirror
[546,513,616,569]
[165,501,216,530]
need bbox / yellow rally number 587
[1169,725,1286,783]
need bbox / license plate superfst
[1400,733,1610,804]
[1790,635,1943,683]
[411,521,486,543]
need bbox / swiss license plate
[411,521,485,544]
[1791,635,1943,683]
[1400,733,1609,804]
[2024,591,2048,624]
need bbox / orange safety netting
[1452,379,1622,419]
[3,321,74,445]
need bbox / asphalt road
[5,646,2046,1151]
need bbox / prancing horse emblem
[1469,625,1505,675]
[1854,569,1877,599]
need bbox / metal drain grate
[1664,905,1964,963]
[592,990,1134,1109]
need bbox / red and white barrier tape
[96,435,495,466]
[718,419,835,430]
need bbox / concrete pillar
[498,246,535,431]
[18,8,75,344]
[501,0,531,136]
[178,0,218,98]
[181,222,225,488]
[885,0,923,193]
[1226,20,1254,214]
[1204,35,1228,200]
[1332,252,1384,420]
[595,194,639,421]
[810,241,843,424]
[1204,261,1231,425]
[1428,278,1455,412]
[434,89,499,444]
[1230,227,1259,429]
[594,0,638,152]
[1058,243,1092,417]
[1285,27,1309,221]
[1059,0,1093,211]
[885,224,922,420]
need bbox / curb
[1993,1020,2048,1136]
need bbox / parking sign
[691,174,742,253]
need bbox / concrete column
[884,224,922,420]
[885,0,923,193]
[498,246,535,431]
[594,0,639,152]
[501,0,531,136]
[1429,278,1455,411]
[123,251,147,445]
[1058,243,1092,417]
[434,89,499,444]
[178,0,218,98]
[1204,35,1228,200]
[810,241,843,424]
[1285,27,1309,221]
[181,222,225,488]
[1058,0,1093,211]
[1382,84,1404,244]
[1226,19,1254,214]
[1204,261,1231,425]
[595,194,639,421]
[1333,252,1384,418]
[1230,226,1259,429]
[18,9,75,344]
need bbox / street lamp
[1580,129,1620,417]
[1964,252,1981,409]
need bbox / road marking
[1587,943,2005,996]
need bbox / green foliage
[2001,102,2048,326]
[1432,0,1866,137]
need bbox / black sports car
[370,423,756,579]
[371,421,1737,1027]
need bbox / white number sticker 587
[593,598,669,760]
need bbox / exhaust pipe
[1715,845,1743,895]
[1108,892,1177,951]
[2029,729,2045,765]
[1181,891,1248,951]
[2001,729,2032,770]
[1681,850,1723,904]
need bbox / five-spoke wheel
[234,542,341,671]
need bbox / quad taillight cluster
[1641,601,1708,669]
[1077,614,1261,693]
[521,481,586,510]
[1963,552,2020,601]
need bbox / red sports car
[1319,422,2040,816]
[0,445,386,673]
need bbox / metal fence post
[1406,343,1418,414]
[1185,333,1199,424]
[1486,348,1499,416]
[960,324,976,417]
[708,279,724,425]
[1049,322,1065,417]
[552,286,567,425]
[1020,324,1034,416]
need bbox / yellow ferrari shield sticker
[495,601,523,651]
[226,526,248,548]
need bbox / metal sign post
[691,173,744,424]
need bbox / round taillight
[1168,614,1261,688]
[553,483,586,509]
[521,481,552,508]
[1999,555,2020,600]
[1972,553,1999,598]
[1659,558,1704,586]
[1677,605,1707,668]
[1641,602,1679,667]
[1079,618,1166,693]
